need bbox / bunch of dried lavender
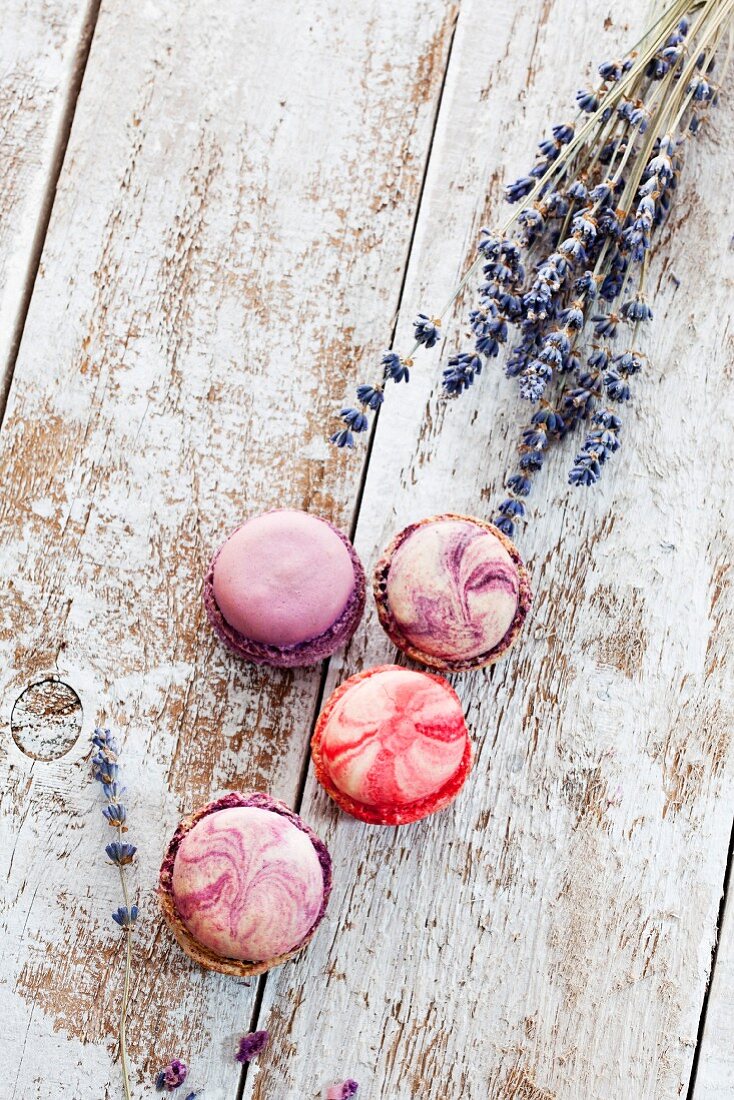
[331,0,733,539]
[91,727,138,1100]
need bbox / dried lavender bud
[235,1030,270,1063]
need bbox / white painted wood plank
[0,0,96,396]
[0,0,458,1095]
[244,1,734,1098]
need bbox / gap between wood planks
[686,812,734,1099]
[0,0,102,430]
[235,4,462,1098]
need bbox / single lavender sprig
[91,727,137,1100]
[329,0,733,543]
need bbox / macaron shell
[385,519,519,660]
[373,513,532,673]
[171,806,325,962]
[158,791,332,976]
[312,665,473,826]
[204,512,366,668]
[212,510,357,647]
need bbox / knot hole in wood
[10,679,83,761]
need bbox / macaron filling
[159,792,331,970]
[312,665,472,825]
[205,510,366,667]
[374,514,531,671]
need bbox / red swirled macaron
[312,664,472,825]
[373,513,531,672]
[158,791,332,976]
[204,509,365,668]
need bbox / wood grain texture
[242,1,734,1098]
[0,0,96,398]
[0,0,458,1094]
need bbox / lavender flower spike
[90,726,137,1100]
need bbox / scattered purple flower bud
[325,1081,359,1100]
[155,1059,188,1091]
[235,1030,270,1064]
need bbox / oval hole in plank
[11,679,83,760]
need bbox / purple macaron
[204,509,365,668]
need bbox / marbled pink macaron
[312,664,472,826]
[373,513,531,672]
[204,509,365,668]
[158,791,332,976]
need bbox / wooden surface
[0,0,97,396]
[1,1,733,1098]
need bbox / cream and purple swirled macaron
[158,791,332,976]
[204,509,365,668]
[373,513,531,672]
[312,665,472,825]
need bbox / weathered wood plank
[0,0,97,401]
[244,1,734,1097]
[0,0,458,1095]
